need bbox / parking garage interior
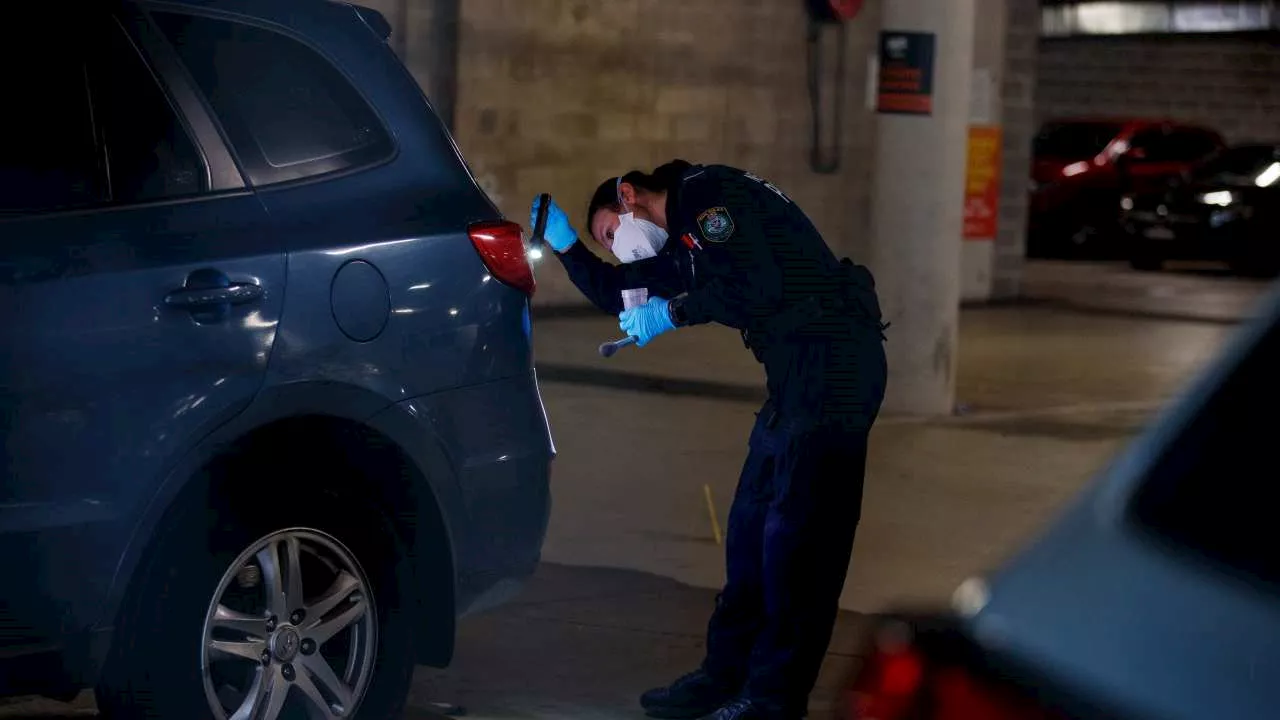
[3,1,1279,719]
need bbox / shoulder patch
[696,207,735,243]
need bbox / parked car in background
[1028,118,1225,259]
[1,1,553,718]
[1123,144,1280,276]
[839,283,1280,720]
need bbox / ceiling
[1041,1,1276,37]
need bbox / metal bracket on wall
[807,18,848,175]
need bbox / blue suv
[0,1,554,718]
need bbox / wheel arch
[100,382,461,678]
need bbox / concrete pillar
[868,0,977,415]
[993,0,1041,299]
[961,0,1007,302]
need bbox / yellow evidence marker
[703,483,723,546]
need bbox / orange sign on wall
[963,126,1003,239]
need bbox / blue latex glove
[619,297,675,347]
[530,195,577,253]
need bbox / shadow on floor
[414,563,871,719]
[1,564,870,720]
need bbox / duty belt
[741,261,888,357]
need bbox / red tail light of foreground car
[840,617,1069,720]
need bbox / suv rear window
[1129,314,1280,589]
[151,12,393,187]
[1034,122,1124,160]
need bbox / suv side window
[90,20,209,203]
[151,12,394,187]
[0,12,210,216]
[0,18,104,214]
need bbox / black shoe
[704,698,799,720]
[639,669,737,719]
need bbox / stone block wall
[360,0,885,306]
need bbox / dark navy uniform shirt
[555,164,886,427]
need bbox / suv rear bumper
[370,369,554,616]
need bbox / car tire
[95,470,417,720]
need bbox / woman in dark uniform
[532,160,887,720]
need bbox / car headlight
[1198,190,1237,207]
[1061,161,1090,177]
[1120,195,1135,211]
[1256,161,1280,188]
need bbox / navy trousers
[701,410,870,714]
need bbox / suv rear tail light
[468,220,535,296]
[841,620,1065,720]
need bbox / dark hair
[585,159,693,231]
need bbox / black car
[1122,144,1280,275]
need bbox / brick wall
[362,0,883,306]
[1037,34,1280,144]
[356,0,457,128]
[993,0,1039,299]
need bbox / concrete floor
[1,261,1270,719]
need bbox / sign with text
[963,126,1003,239]
[876,31,936,115]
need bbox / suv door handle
[164,282,262,309]
[165,268,263,324]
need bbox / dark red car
[1028,118,1225,258]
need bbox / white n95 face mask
[612,213,669,263]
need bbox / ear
[617,182,638,208]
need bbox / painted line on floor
[537,362,1171,425]
[536,363,766,403]
[883,398,1170,426]
[1019,294,1250,326]
[533,298,1250,328]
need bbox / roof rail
[346,2,391,40]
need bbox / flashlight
[528,192,551,260]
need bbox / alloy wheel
[200,529,378,720]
